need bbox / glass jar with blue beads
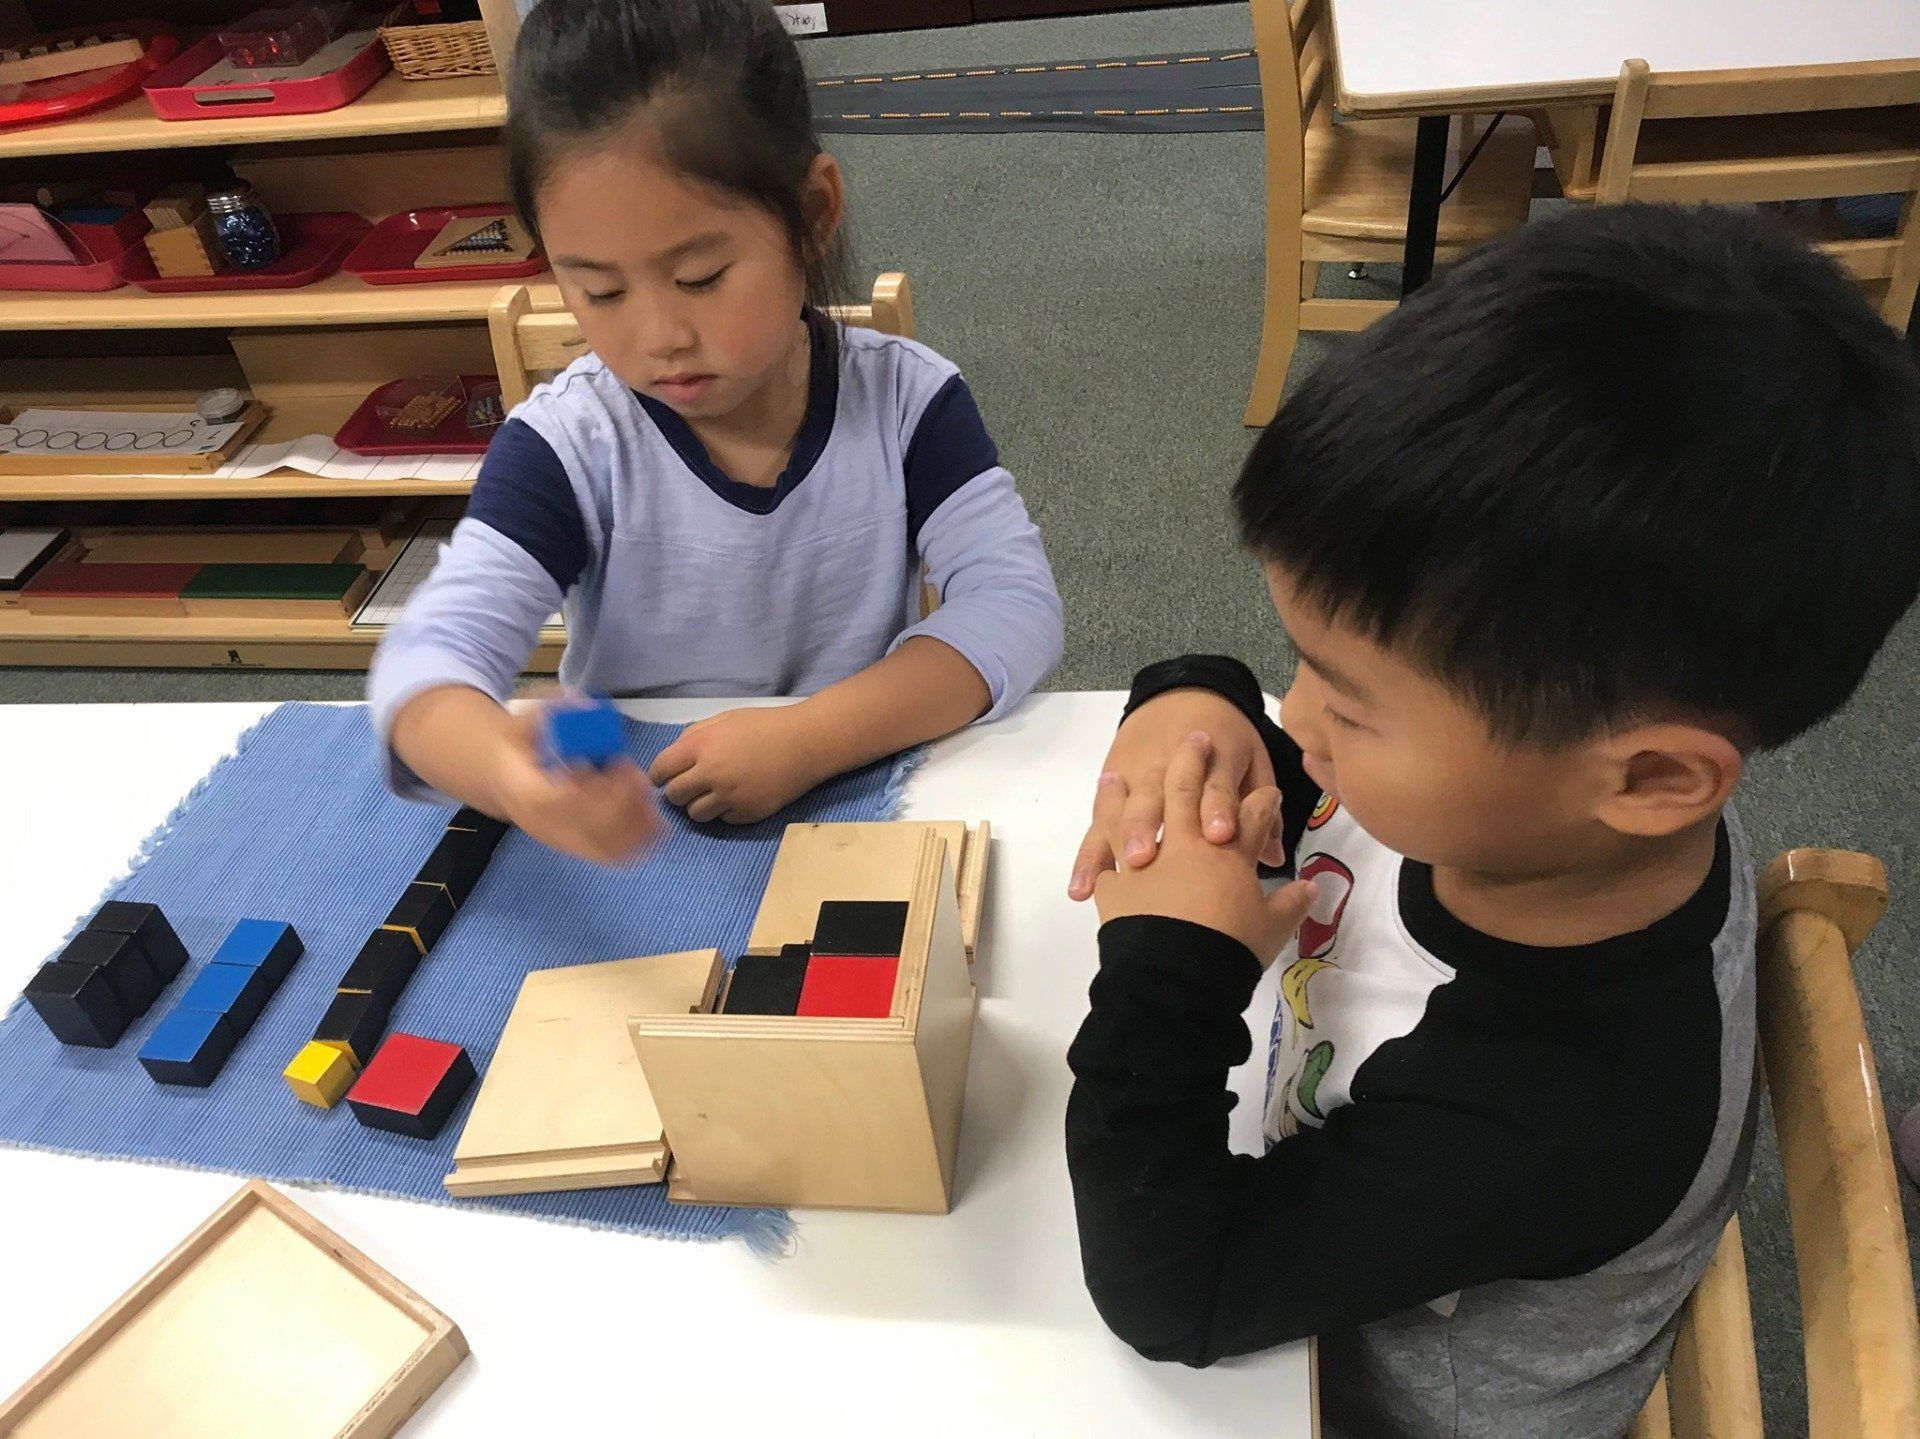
[205,184,281,270]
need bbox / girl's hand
[649,705,829,824]
[1068,688,1285,901]
[1093,734,1317,968]
[495,704,662,864]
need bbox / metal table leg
[1402,113,1451,294]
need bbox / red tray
[0,23,180,131]
[336,376,504,456]
[0,215,147,291]
[140,26,389,122]
[342,205,546,286]
[123,210,371,293]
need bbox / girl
[369,0,1064,863]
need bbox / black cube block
[811,900,909,957]
[55,929,162,1012]
[414,830,496,907]
[87,900,189,982]
[339,930,422,1005]
[314,989,394,1067]
[381,883,455,956]
[24,960,132,1047]
[722,949,810,1016]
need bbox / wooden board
[0,1179,467,1439]
[445,949,723,1197]
[80,530,361,565]
[0,34,143,85]
[745,820,989,961]
[0,402,267,475]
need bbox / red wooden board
[22,562,200,597]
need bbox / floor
[3,5,1915,1433]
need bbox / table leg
[1401,114,1450,295]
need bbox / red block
[345,1033,475,1140]
[795,954,899,1019]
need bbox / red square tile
[795,954,899,1019]
[348,1033,463,1115]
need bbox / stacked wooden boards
[443,949,722,1196]
[636,823,983,1214]
[0,1180,466,1439]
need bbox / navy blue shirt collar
[633,308,840,515]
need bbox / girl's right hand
[494,706,662,865]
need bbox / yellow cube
[285,1039,358,1108]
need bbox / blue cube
[542,700,627,769]
[177,963,275,1035]
[139,1008,238,1087]
[210,919,302,988]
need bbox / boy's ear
[1593,723,1744,838]
[803,153,845,251]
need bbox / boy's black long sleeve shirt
[1065,656,1759,1439]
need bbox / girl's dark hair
[505,0,851,307]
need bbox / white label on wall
[776,4,829,36]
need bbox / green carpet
[2,6,1913,1433]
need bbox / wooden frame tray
[0,401,267,474]
[0,1179,467,1439]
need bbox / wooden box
[632,825,980,1214]
[0,1180,466,1439]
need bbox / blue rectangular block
[210,919,302,988]
[177,963,275,1035]
[542,700,627,769]
[139,1008,238,1087]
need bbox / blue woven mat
[0,703,915,1248]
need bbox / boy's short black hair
[1235,203,1920,749]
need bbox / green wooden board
[179,563,364,601]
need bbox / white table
[0,695,1314,1437]
[1326,0,1920,287]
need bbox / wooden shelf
[0,72,506,161]
[0,607,564,670]
[0,273,545,331]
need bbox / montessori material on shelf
[379,0,496,82]
[141,21,393,122]
[342,204,544,283]
[0,401,271,474]
[0,22,179,131]
[0,1180,468,1439]
[335,374,504,454]
[634,823,982,1213]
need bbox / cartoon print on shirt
[1296,1040,1335,1121]
[1283,956,1335,1028]
[1296,852,1356,958]
[1272,853,1356,1134]
[1307,792,1340,830]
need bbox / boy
[1063,205,1920,1439]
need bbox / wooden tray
[0,402,267,474]
[0,1179,467,1439]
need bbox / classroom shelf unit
[0,0,532,671]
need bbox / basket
[378,19,495,80]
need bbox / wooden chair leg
[1630,1373,1673,1439]
[1667,1214,1764,1439]
[1300,261,1322,300]
[1244,239,1305,428]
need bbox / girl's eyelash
[1326,710,1363,731]
[679,266,730,292]
[584,291,626,307]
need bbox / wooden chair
[1592,60,1920,331]
[488,271,916,408]
[1627,848,1920,1439]
[1243,0,1537,426]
